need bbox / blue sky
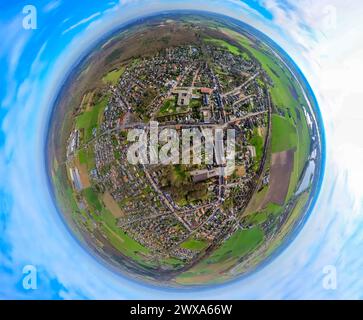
[1,0,363,299]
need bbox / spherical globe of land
[48,12,323,287]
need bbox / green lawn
[248,212,268,224]
[76,96,108,143]
[78,146,95,170]
[160,257,184,267]
[205,227,264,264]
[204,38,241,56]
[78,149,87,164]
[52,167,80,221]
[242,52,251,61]
[175,226,264,284]
[249,128,264,165]
[102,67,125,85]
[246,203,283,225]
[181,239,208,251]
[271,115,297,153]
[190,99,202,109]
[264,192,309,257]
[83,188,102,212]
[159,98,177,115]
[100,209,151,254]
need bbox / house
[200,87,214,95]
[190,169,220,183]
[173,88,192,106]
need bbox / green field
[76,96,108,143]
[78,149,87,164]
[99,209,153,258]
[170,165,190,187]
[264,192,309,257]
[65,179,158,267]
[83,188,102,212]
[181,239,208,251]
[249,128,264,168]
[160,257,184,268]
[271,115,297,153]
[159,98,177,115]
[248,212,268,224]
[204,38,241,56]
[52,167,81,222]
[102,67,125,85]
[206,227,264,264]
[78,146,95,170]
[176,227,264,284]
[246,203,283,225]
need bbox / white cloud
[62,12,102,35]
[43,0,62,13]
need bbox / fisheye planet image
[48,12,323,287]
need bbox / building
[190,169,220,183]
[247,145,257,158]
[201,107,211,123]
[200,87,214,95]
[173,88,192,106]
[202,94,209,106]
[69,167,83,191]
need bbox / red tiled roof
[201,88,213,94]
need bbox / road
[232,94,256,107]
[120,110,267,130]
[142,165,192,232]
[222,72,260,98]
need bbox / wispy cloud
[62,12,102,35]
[43,0,62,13]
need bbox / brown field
[244,186,268,215]
[235,165,246,177]
[263,150,294,206]
[103,192,125,218]
[75,160,91,189]
[257,127,266,138]
[175,258,234,285]
[81,91,95,112]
